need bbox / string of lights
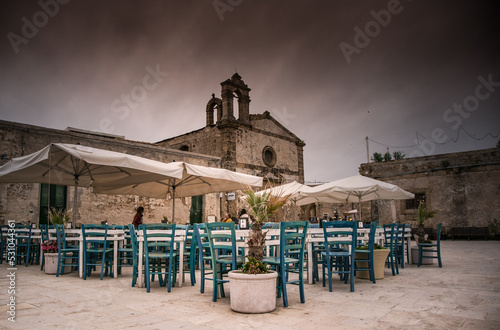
[368,126,500,149]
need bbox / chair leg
[438,249,442,268]
[350,256,355,292]
[281,267,288,308]
[212,264,219,302]
[299,265,305,304]
[131,261,137,287]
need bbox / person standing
[132,206,144,229]
[239,208,251,228]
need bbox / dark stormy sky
[0,1,499,183]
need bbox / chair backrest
[141,223,176,255]
[279,221,308,263]
[323,220,357,255]
[366,221,378,250]
[396,223,405,245]
[40,224,51,243]
[206,222,238,268]
[194,223,210,261]
[81,224,109,247]
[126,224,138,258]
[55,224,67,250]
[436,223,442,245]
[15,225,32,241]
[383,223,398,250]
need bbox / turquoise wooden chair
[194,223,214,295]
[418,223,443,267]
[205,222,244,302]
[125,224,139,287]
[263,221,308,307]
[55,224,79,276]
[354,221,377,283]
[15,225,36,267]
[81,224,114,280]
[178,225,197,286]
[113,225,137,276]
[383,224,399,276]
[141,223,177,293]
[395,223,406,269]
[322,221,357,292]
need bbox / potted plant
[43,207,72,274]
[49,207,72,226]
[355,243,390,280]
[415,203,435,244]
[228,188,288,313]
[412,203,436,264]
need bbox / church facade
[156,73,305,217]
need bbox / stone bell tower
[220,73,251,124]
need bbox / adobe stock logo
[339,0,405,64]
[7,0,71,54]
[213,0,243,21]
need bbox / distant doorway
[39,183,67,226]
[189,195,203,224]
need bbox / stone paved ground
[1,240,499,329]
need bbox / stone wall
[0,120,222,226]
[358,148,500,234]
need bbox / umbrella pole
[172,186,176,223]
[358,197,362,223]
[73,178,78,228]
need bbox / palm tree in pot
[416,203,435,243]
[243,189,288,269]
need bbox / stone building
[0,73,305,226]
[358,147,500,237]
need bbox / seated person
[222,213,232,223]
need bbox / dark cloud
[0,0,498,182]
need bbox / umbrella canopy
[251,180,344,206]
[299,174,415,220]
[0,143,185,225]
[254,181,311,198]
[94,162,264,221]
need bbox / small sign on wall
[227,192,235,201]
[207,215,216,223]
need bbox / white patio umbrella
[299,174,415,221]
[254,181,311,198]
[0,143,185,226]
[252,180,344,206]
[93,162,263,221]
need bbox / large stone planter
[228,270,278,313]
[411,246,434,265]
[44,253,71,275]
[356,248,390,280]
